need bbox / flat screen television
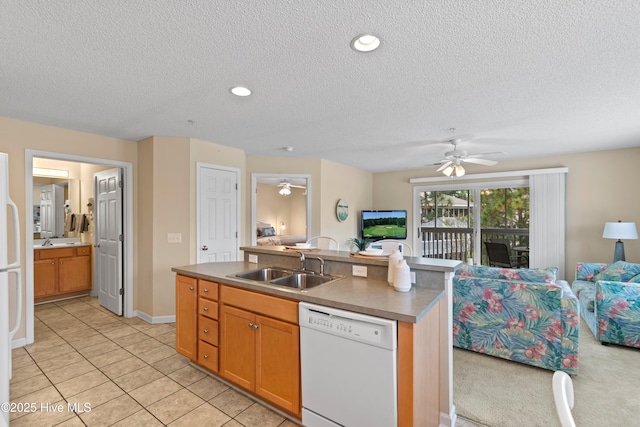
[360,210,407,241]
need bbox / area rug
[453,319,640,426]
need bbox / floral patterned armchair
[571,261,640,348]
[453,265,580,374]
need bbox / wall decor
[336,199,348,222]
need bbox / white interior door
[94,168,123,315]
[198,165,238,263]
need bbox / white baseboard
[134,310,176,324]
[11,337,27,349]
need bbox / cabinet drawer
[199,298,219,319]
[198,340,219,373]
[76,246,91,256]
[36,247,74,259]
[220,285,298,324]
[198,316,218,346]
[198,280,219,300]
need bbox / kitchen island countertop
[172,259,450,323]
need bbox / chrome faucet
[297,251,307,271]
[317,257,325,276]
[42,237,53,247]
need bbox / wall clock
[336,199,348,222]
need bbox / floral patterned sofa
[571,261,640,348]
[453,264,580,374]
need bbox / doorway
[24,150,133,346]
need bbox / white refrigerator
[1,152,22,426]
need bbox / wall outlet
[248,254,258,263]
[352,265,367,277]
[167,233,182,243]
[410,271,416,284]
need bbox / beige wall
[0,117,139,341]
[319,159,373,250]
[373,147,640,281]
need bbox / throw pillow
[261,227,276,237]
[593,261,640,282]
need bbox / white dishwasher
[299,302,398,427]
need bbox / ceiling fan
[277,179,306,195]
[434,139,506,177]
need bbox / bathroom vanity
[34,242,92,304]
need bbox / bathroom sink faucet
[317,257,325,276]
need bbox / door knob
[201,245,208,251]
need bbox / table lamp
[603,221,638,262]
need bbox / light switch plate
[411,271,416,284]
[352,265,367,277]
[248,254,258,263]
[167,233,182,243]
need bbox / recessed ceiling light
[230,86,252,97]
[351,34,381,52]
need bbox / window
[417,183,529,264]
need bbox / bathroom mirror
[33,178,80,238]
[251,174,310,246]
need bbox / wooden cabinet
[220,285,300,416]
[197,280,219,373]
[34,246,92,304]
[175,275,197,359]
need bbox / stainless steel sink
[233,267,343,290]
[235,267,293,281]
[269,272,340,290]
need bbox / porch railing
[418,227,529,264]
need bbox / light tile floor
[10,296,299,427]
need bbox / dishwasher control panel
[299,302,397,349]
[307,313,383,345]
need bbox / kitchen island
[172,246,459,427]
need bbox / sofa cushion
[571,280,593,299]
[456,264,557,283]
[593,261,640,282]
[629,274,640,283]
[578,288,596,313]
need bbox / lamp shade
[603,222,638,240]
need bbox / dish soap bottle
[393,259,411,292]
[387,249,403,286]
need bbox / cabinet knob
[203,288,208,293]
[189,286,194,291]
[248,322,254,328]
[201,245,208,251]
[253,324,259,330]
[60,261,63,264]
[203,354,209,359]
[203,329,209,334]
[203,307,209,311]
[51,261,55,265]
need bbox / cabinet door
[176,275,198,359]
[58,256,92,292]
[255,315,301,415]
[34,258,57,297]
[220,304,255,391]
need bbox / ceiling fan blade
[466,151,508,158]
[436,161,452,171]
[463,158,498,166]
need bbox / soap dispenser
[387,249,403,286]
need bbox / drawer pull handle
[203,354,209,359]
[203,329,209,333]
[203,307,209,311]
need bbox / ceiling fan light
[279,186,291,196]
[442,165,454,177]
[455,165,466,177]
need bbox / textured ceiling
[1,1,639,172]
